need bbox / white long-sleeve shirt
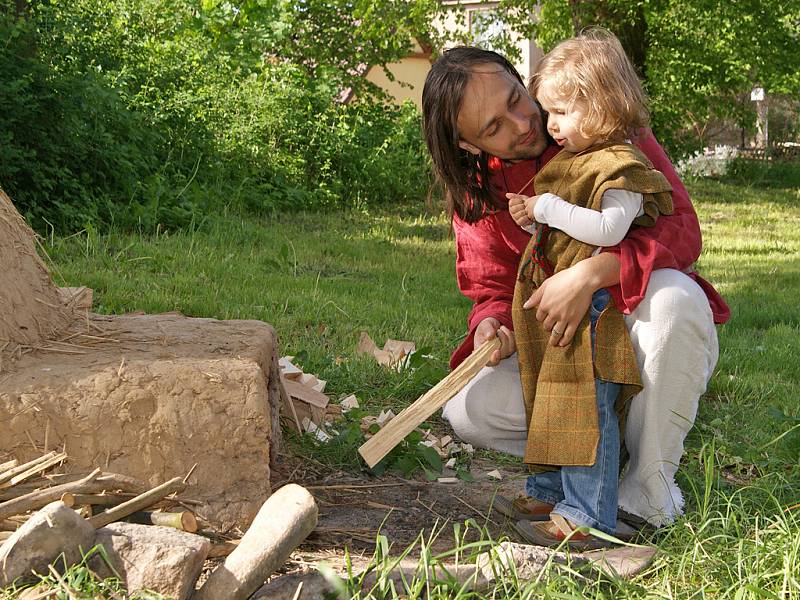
[523,189,645,247]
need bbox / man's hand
[474,317,516,366]
[523,253,621,346]
[507,193,533,228]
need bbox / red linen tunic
[450,131,730,368]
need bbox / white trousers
[442,269,719,526]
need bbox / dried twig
[303,483,404,491]
[0,452,57,485]
[89,477,186,529]
[0,468,100,521]
[0,452,67,489]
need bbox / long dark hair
[422,47,523,223]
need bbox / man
[421,47,729,529]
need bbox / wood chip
[376,410,395,427]
[486,470,503,481]
[282,378,329,409]
[339,395,359,412]
[298,373,319,389]
[278,356,303,380]
[302,418,331,443]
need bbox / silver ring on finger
[551,327,563,337]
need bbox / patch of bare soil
[270,453,529,575]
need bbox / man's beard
[505,112,551,161]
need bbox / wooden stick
[0,452,67,489]
[207,540,241,559]
[303,483,405,491]
[358,338,501,468]
[89,477,185,529]
[127,510,198,533]
[0,472,146,503]
[0,452,57,485]
[0,519,19,531]
[0,459,18,472]
[0,468,100,521]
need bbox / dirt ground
[269,452,531,575]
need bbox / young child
[506,28,674,548]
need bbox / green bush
[0,8,164,229]
[0,0,432,232]
[724,157,800,189]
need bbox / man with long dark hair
[422,47,729,530]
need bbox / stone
[476,541,657,581]
[91,522,210,600]
[0,313,285,530]
[0,501,96,587]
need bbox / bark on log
[70,493,133,507]
[194,484,317,600]
[89,477,185,529]
[0,469,100,521]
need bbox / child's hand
[507,193,533,227]
[524,195,540,221]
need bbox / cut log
[89,477,186,529]
[207,540,240,559]
[194,484,318,600]
[127,510,198,533]
[0,469,100,521]
[358,338,501,468]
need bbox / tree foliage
[0,0,435,231]
[492,0,800,153]
[2,0,798,231]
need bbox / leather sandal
[513,514,624,551]
[492,494,554,521]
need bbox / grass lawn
[36,169,800,598]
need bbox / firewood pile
[0,452,203,541]
[0,451,320,599]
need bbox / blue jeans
[524,289,620,534]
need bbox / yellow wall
[364,56,431,108]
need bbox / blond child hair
[530,28,649,142]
